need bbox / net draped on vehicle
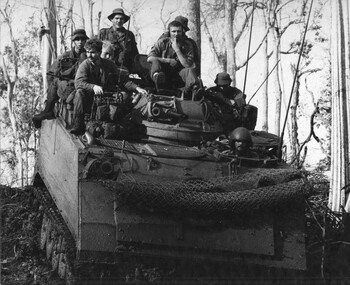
[103,168,311,218]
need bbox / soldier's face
[235,141,249,154]
[111,14,125,28]
[73,38,87,52]
[86,48,101,64]
[169,26,183,39]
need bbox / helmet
[229,127,253,147]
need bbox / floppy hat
[215,72,232,85]
[175,16,190,32]
[108,8,130,22]
[71,29,89,41]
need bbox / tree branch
[201,10,222,64]
[290,105,320,165]
[236,29,269,70]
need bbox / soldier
[32,29,89,128]
[158,16,200,76]
[98,8,139,73]
[147,20,199,96]
[207,72,246,109]
[229,127,258,158]
[71,39,147,135]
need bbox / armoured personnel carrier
[33,55,310,284]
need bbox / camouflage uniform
[98,27,139,73]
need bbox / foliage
[0,17,42,186]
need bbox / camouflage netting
[103,168,311,217]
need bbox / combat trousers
[150,59,198,89]
[73,89,94,117]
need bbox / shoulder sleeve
[74,59,95,91]
[148,39,164,58]
[158,31,170,40]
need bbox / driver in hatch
[228,127,259,158]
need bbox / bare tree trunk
[261,6,269,131]
[329,0,350,212]
[186,0,201,76]
[41,0,57,101]
[265,0,282,136]
[225,0,235,85]
[271,31,282,135]
[289,73,300,166]
[79,0,86,30]
[88,0,94,38]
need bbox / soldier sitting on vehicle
[147,20,200,96]
[206,72,246,110]
[71,38,147,135]
[204,72,247,133]
[158,16,200,76]
[32,29,89,128]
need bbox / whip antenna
[278,0,314,160]
[248,59,280,104]
[242,0,256,95]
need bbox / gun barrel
[166,109,188,120]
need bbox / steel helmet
[229,127,253,147]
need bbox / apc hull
[34,118,308,280]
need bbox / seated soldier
[32,29,89,128]
[158,16,200,76]
[207,72,246,109]
[228,127,258,158]
[204,72,247,133]
[71,38,147,135]
[147,20,199,96]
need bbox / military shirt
[207,86,246,109]
[75,58,138,93]
[158,32,200,74]
[98,26,139,71]
[148,37,194,68]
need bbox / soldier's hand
[136,87,148,96]
[93,85,103,95]
[171,37,180,52]
[169,58,178,67]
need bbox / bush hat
[108,8,130,22]
[215,72,232,85]
[71,29,89,41]
[175,16,190,32]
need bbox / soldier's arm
[171,38,194,68]
[147,39,172,64]
[74,60,95,91]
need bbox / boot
[70,115,85,136]
[32,99,56,128]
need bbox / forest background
[0,0,331,187]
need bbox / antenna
[242,0,256,95]
[278,0,314,160]
[248,59,280,104]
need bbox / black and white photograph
[0,0,343,284]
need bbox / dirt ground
[0,186,64,285]
[1,172,350,285]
